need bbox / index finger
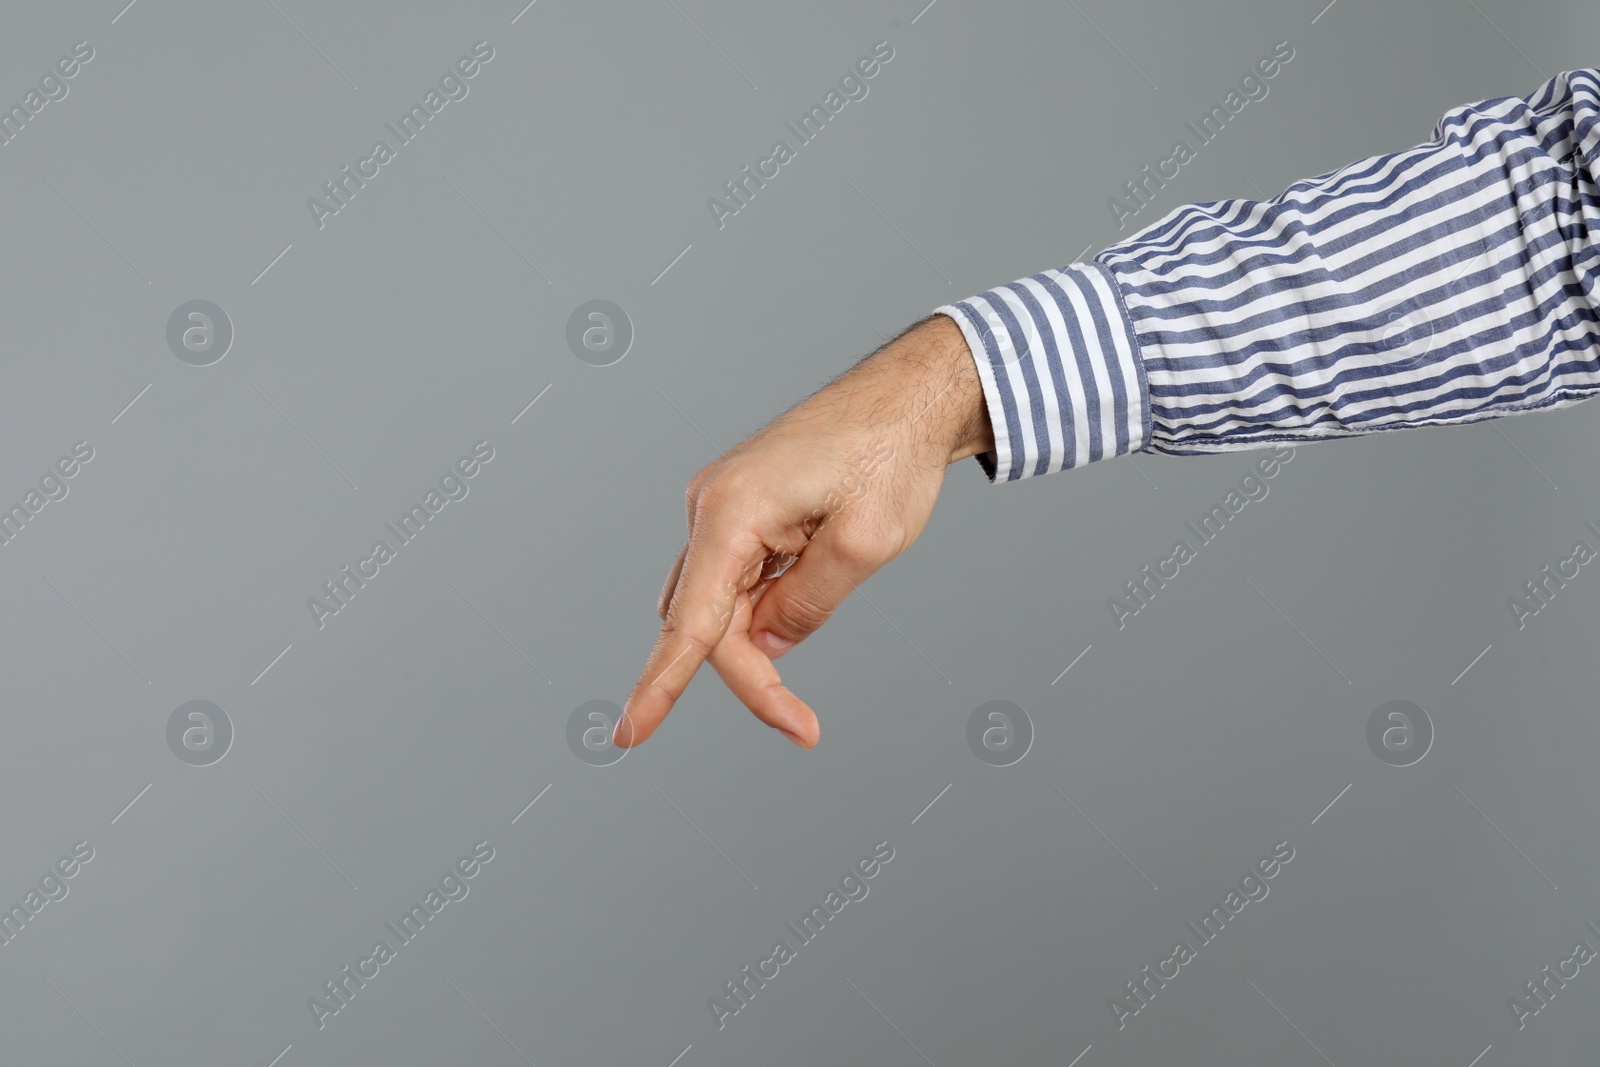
[615,525,766,748]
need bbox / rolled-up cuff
[935,261,1151,483]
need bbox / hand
[616,314,993,750]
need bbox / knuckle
[681,628,719,657]
[661,616,720,658]
[692,476,734,517]
[684,475,709,519]
[769,590,833,636]
[685,463,727,516]
[663,575,743,635]
[832,521,903,568]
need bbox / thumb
[748,519,895,658]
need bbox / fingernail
[779,728,807,748]
[611,705,632,747]
[755,631,795,655]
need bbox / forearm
[939,68,1600,484]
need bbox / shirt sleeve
[936,68,1600,484]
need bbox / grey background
[0,0,1594,1064]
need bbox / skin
[617,313,992,750]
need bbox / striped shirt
[936,68,1600,483]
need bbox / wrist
[870,314,994,466]
[934,313,997,464]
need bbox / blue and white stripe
[938,68,1600,482]
[936,262,1149,481]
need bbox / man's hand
[616,314,992,749]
